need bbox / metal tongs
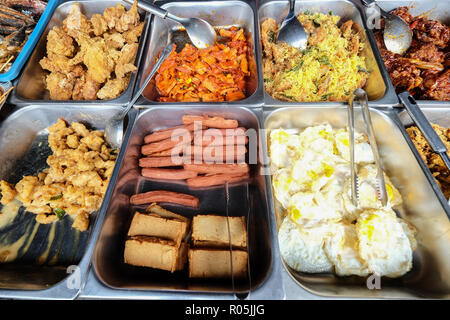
[348,88,388,207]
[398,92,450,173]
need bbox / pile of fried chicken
[39,1,144,100]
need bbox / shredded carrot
[155,27,250,102]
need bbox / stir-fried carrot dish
[155,27,250,102]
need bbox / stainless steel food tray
[9,0,151,106]
[358,0,450,107]
[258,0,397,107]
[264,106,450,299]
[0,104,137,299]
[133,0,263,107]
[82,106,284,299]
[396,106,450,217]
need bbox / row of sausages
[130,114,251,207]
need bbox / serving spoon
[123,0,216,49]
[104,43,174,150]
[276,0,307,50]
[361,0,412,55]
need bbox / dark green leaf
[328,10,333,15]
[318,55,332,67]
[50,194,63,201]
[321,93,333,100]
[53,208,66,221]
[268,30,275,43]
[289,60,304,72]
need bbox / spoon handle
[115,42,174,119]
[129,43,174,108]
[123,0,186,24]
[288,0,296,13]
[123,0,169,19]
[360,0,391,18]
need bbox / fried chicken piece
[91,13,108,36]
[104,32,125,49]
[96,75,130,100]
[72,74,101,100]
[391,6,414,24]
[412,18,450,48]
[46,71,77,100]
[381,49,423,92]
[123,21,144,43]
[115,42,138,78]
[422,69,450,100]
[63,2,92,39]
[406,42,445,64]
[83,39,115,84]
[103,3,126,30]
[46,26,75,57]
[115,0,140,33]
[40,52,85,75]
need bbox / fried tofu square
[188,248,248,279]
[124,236,188,272]
[192,215,247,249]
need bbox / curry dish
[261,12,369,102]
[374,7,450,100]
[39,1,144,100]
[0,118,117,231]
[407,123,450,199]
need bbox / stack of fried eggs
[270,124,417,277]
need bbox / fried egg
[324,222,370,277]
[270,124,415,278]
[335,129,374,164]
[270,129,301,168]
[356,208,415,277]
[278,216,333,273]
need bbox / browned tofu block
[192,215,247,249]
[124,236,188,272]
[127,211,189,246]
[188,248,248,279]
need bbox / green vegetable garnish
[318,55,332,67]
[50,194,63,201]
[268,30,275,43]
[289,61,304,72]
[53,208,66,220]
[328,10,333,15]
[321,93,333,100]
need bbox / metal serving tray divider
[133,0,264,107]
[0,104,138,299]
[8,0,151,107]
[357,0,450,107]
